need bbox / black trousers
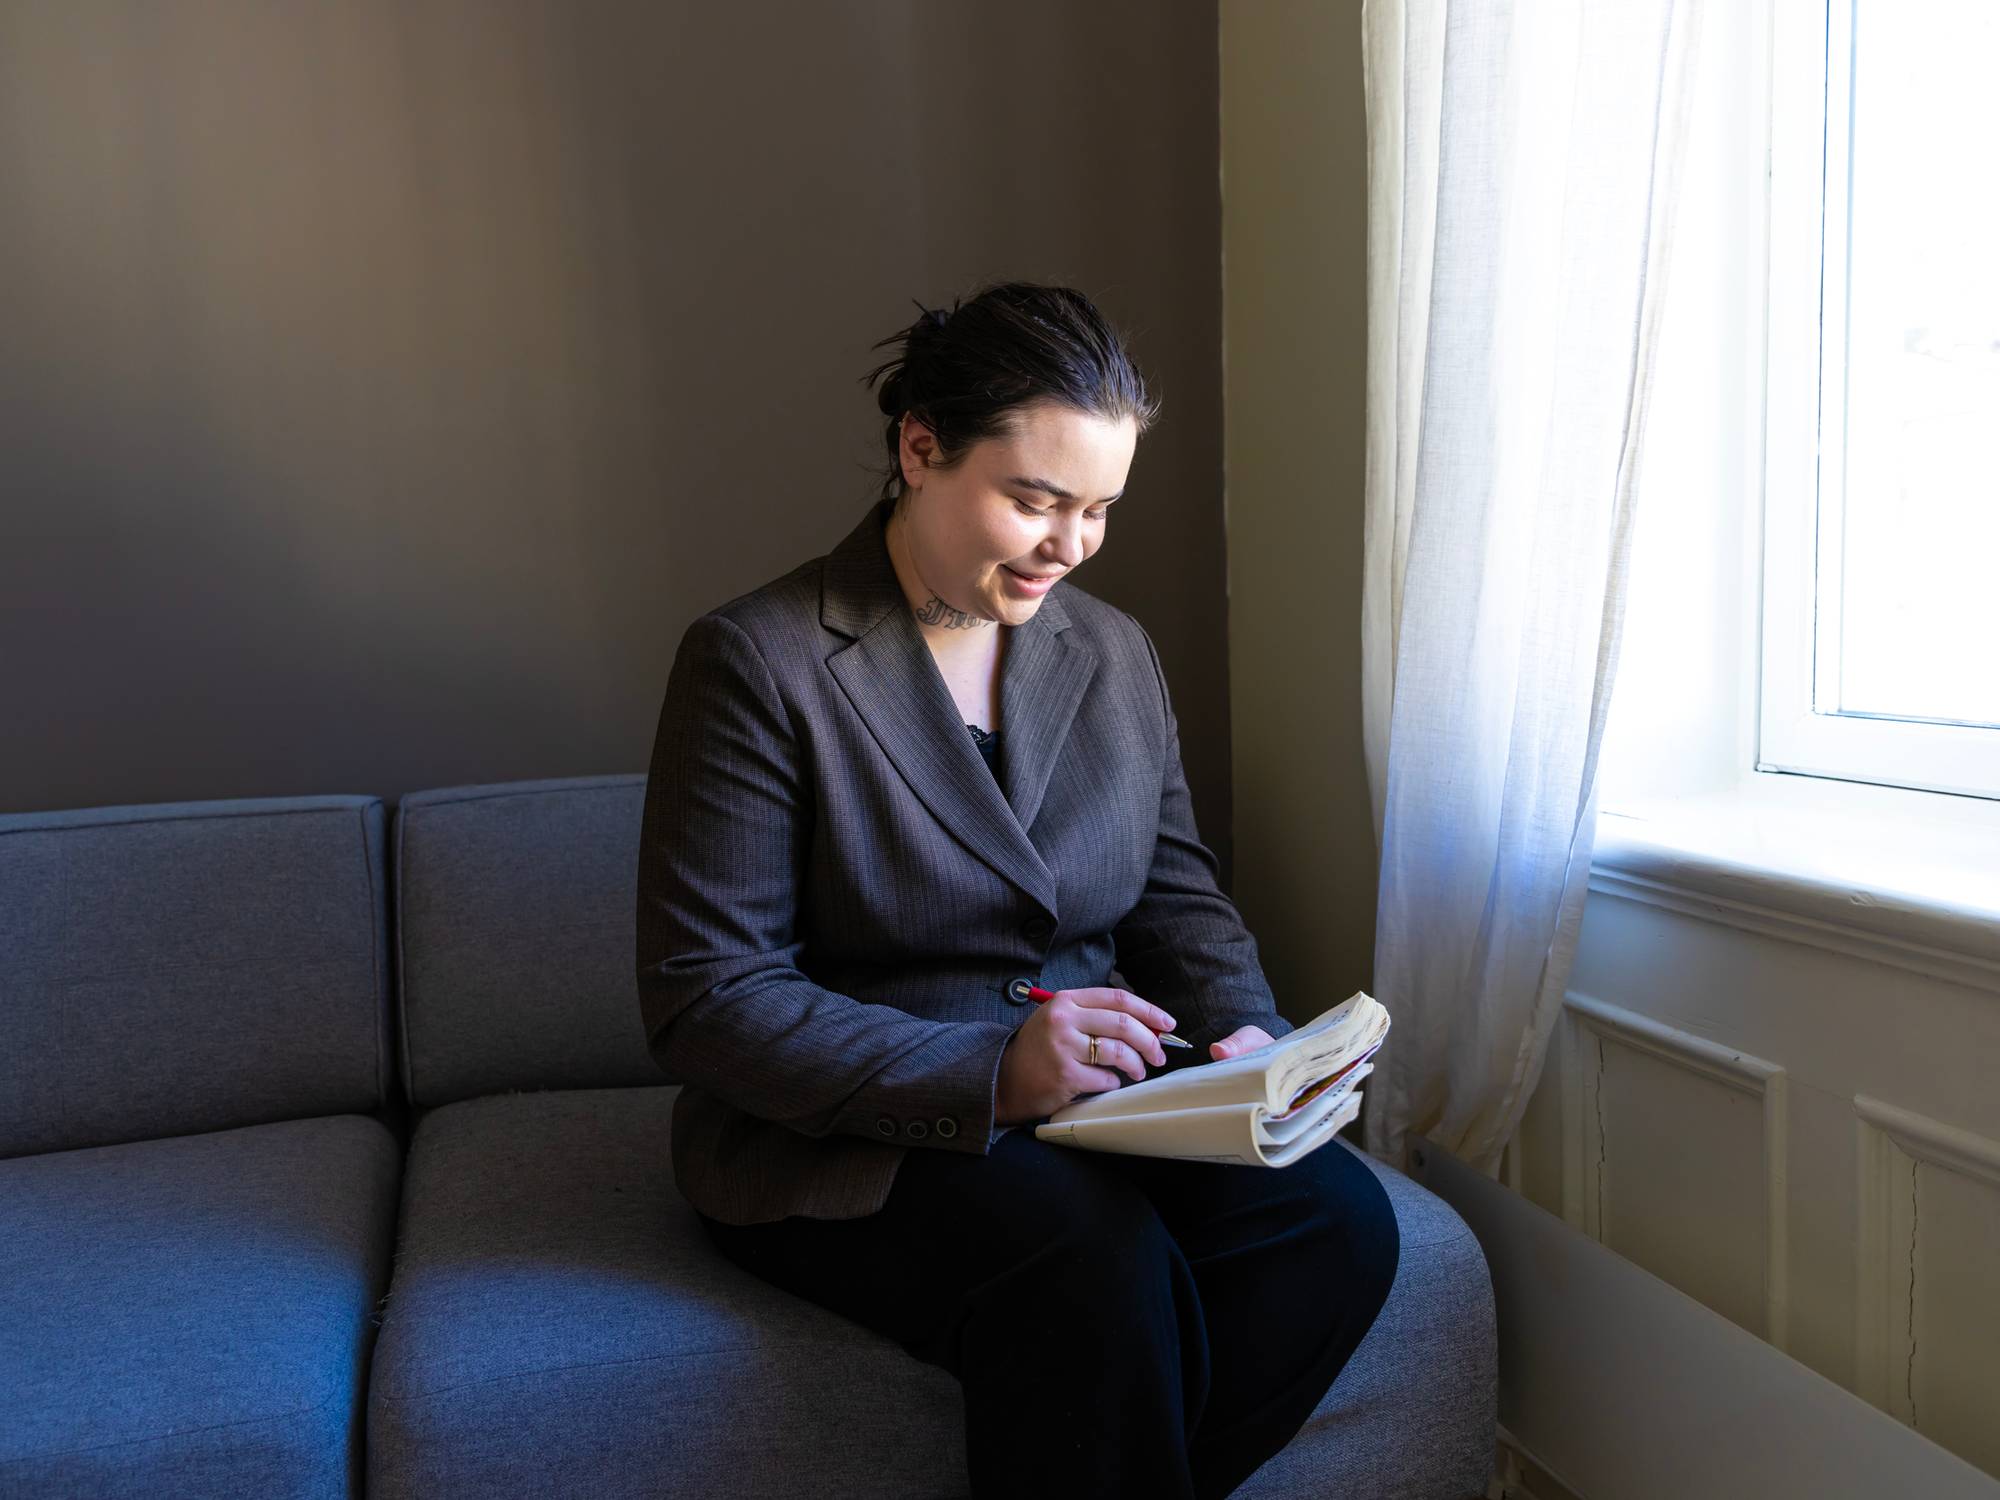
[696,1127,1401,1500]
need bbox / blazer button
[935,1116,958,1138]
[904,1119,930,1140]
[875,1116,897,1137]
[1022,914,1054,943]
[1003,976,1036,1006]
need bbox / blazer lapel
[995,606,1096,837]
[821,498,1099,916]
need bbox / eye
[1014,498,1112,522]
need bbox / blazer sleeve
[1110,624,1298,1053]
[637,611,1016,1153]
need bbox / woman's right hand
[993,987,1177,1126]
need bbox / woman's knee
[1035,1160,1182,1288]
[1317,1148,1401,1315]
[1273,1145,1400,1314]
[947,1137,1187,1297]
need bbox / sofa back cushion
[393,775,660,1108]
[0,795,392,1158]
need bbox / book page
[1257,1093,1362,1167]
[1258,1065,1370,1147]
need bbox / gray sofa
[1,774,1497,1498]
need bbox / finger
[1211,1027,1269,1059]
[1066,1054,1127,1093]
[1065,986,1177,1036]
[1083,1065,1126,1092]
[1073,1009,1167,1067]
[1070,1033,1147,1085]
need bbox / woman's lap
[696,1130,1399,1376]
[696,1127,1172,1359]
[696,1132,1401,1498]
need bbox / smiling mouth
[1007,566,1064,581]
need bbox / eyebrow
[1006,475,1124,505]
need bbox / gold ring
[1087,1036,1100,1067]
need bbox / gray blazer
[636,496,1295,1226]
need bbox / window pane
[1836,0,2000,729]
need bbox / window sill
[1590,773,2000,988]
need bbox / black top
[964,722,1000,779]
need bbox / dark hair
[860,281,1161,508]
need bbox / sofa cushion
[392,777,661,1107]
[0,795,393,1157]
[0,1113,401,1499]
[367,1087,1494,1499]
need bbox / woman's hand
[994,987,1177,1126]
[1208,1023,1275,1061]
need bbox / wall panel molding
[1560,990,1790,1349]
[1855,1094,2000,1433]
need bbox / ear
[899,413,935,491]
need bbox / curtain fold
[1359,0,1705,1174]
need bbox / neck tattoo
[914,594,991,630]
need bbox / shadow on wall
[0,1,1234,850]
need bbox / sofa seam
[0,1384,345,1468]
[0,803,374,838]
[399,779,642,814]
[393,799,416,1109]
[56,839,73,1145]
[362,801,387,1114]
[1394,1222,1479,1253]
[372,1337,893,1408]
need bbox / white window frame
[1592,0,2000,948]
[1759,0,2000,801]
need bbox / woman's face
[892,400,1137,628]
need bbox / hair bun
[911,300,952,339]
[861,280,1156,510]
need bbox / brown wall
[0,1,1249,881]
[1221,1,1378,1001]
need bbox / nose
[1041,511,1087,568]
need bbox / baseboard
[1488,1422,1588,1500]
[1409,1135,2000,1500]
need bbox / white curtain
[1359,0,1705,1174]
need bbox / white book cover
[1032,992,1389,1167]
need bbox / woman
[636,281,1399,1499]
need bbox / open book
[1033,992,1390,1167]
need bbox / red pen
[1025,985,1193,1048]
